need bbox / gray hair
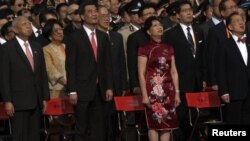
[12,16,29,28]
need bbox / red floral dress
[138,40,178,130]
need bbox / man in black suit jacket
[0,16,50,141]
[217,13,250,124]
[127,4,156,94]
[163,1,206,141]
[97,6,128,141]
[199,0,222,39]
[65,2,113,141]
[206,0,237,89]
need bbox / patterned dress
[138,40,178,130]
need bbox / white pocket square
[198,40,203,43]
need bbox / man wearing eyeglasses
[64,3,82,35]
[9,0,26,16]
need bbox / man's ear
[12,26,18,34]
[80,15,84,21]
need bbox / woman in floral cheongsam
[138,16,181,141]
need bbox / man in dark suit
[163,1,206,141]
[0,16,50,141]
[199,0,221,39]
[97,6,128,141]
[65,2,113,141]
[217,13,250,124]
[127,4,156,94]
[206,0,237,89]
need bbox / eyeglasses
[16,3,26,8]
[68,10,79,15]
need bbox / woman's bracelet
[175,90,180,93]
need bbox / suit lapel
[176,24,195,57]
[96,30,102,61]
[81,28,97,62]
[229,36,247,66]
[14,38,34,72]
[246,37,250,67]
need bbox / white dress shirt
[232,34,248,66]
[31,23,40,37]
[211,16,221,25]
[16,36,33,56]
[83,25,98,47]
[180,23,196,47]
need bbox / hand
[211,85,218,90]
[175,94,181,107]
[69,94,78,105]
[5,102,14,117]
[106,89,113,101]
[221,94,230,103]
[133,87,141,95]
[157,7,165,16]
[58,77,67,86]
[42,100,48,114]
[122,90,127,96]
[202,81,207,91]
[142,96,150,108]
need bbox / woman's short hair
[42,19,63,40]
[143,16,162,37]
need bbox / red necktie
[24,42,34,71]
[91,32,97,61]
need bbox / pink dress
[138,40,178,130]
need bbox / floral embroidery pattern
[148,57,176,125]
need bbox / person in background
[138,16,180,141]
[56,3,69,28]
[97,6,128,141]
[43,19,74,141]
[64,3,82,35]
[1,21,15,42]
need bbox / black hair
[56,3,68,13]
[78,2,97,15]
[176,0,192,14]
[39,9,58,25]
[1,21,12,38]
[42,19,63,40]
[138,3,156,17]
[219,0,228,12]
[225,12,240,27]
[143,16,162,38]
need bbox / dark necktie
[187,27,195,54]
[238,37,246,43]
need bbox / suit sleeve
[65,36,77,93]
[104,34,113,90]
[217,41,228,96]
[127,34,139,90]
[39,46,50,100]
[0,45,11,102]
[118,34,128,91]
[206,28,218,86]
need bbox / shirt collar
[180,23,192,30]
[211,16,221,25]
[16,36,28,46]
[231,33,247,42]
[83,25,96,36]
